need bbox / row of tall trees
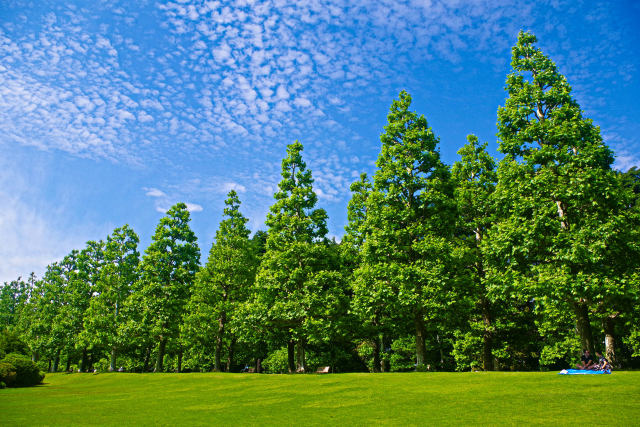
[2,32,639,373]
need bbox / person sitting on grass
[594,351,611,371]
[576,350,595,370]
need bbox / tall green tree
[82,225,139,371]
[488,31,638,362]
[184,191,257,371]
[451,135,498,370]
[357,91,456,368]
[345,173,390,372]
[0,276,31,329]
[255,141,345,373]
[139,203,200,372]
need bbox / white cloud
[221,182,247,193]
[185,202,203,212]
[144,187,167,197]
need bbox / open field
[2,371,639,425]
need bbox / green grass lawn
[1,371,638,425]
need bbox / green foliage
[82,225,140,371]
[355,90,456,368]
[488,30,640,358]
[0,353,44,387]
[0,276,30,328]
[183,191,258,372]
[255,141,345,372]
[139,203,201,372]
[0,329,29,359]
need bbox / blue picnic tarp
[558,369,611,375]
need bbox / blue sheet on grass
[558,369,611,375]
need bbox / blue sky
[1,0,639,283]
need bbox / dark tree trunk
[226,337,236,372]
[143,346,151,372]
[295,340,306,372]
[109,347,117,372]
[372,335,381,373]
[604,316,617,367]
[574,301,594,354]
[287,340,296,374]
[65,355,71,372]
[155,338,166,372]
[87,352,94,372]
[47,359,52,372]
[52,349,61,372]
[256,358,262,373]
[80,348,88,372]
[414,310,427,367]
[381,334,389,373]
[481,296,494,371]
[215,312,226,371]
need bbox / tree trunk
[177,346,183,373]
[372,335,381,373]
[226,336,236,372]
[414,310,428,367]
[109,347,116,372]
[52,349,61,372]
[155,338,166,373]
[80,348,88,372]
[287,339,296,374]
[65,355,71,372]
[604,316,617,367]
[295,341,306,372]
[381,334,389,373]
[215,312,226,372]
[47,359,52,372]
[256,358,262,373]
[573,301,594,354]
[481,296,494,371]
[87,352,94,372]
[143,346,151,372]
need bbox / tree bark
[573,301,594,354]
[214,312,226,372]
[51,349,61,372]
[226,336,236,372]
[371,335,381,373]
[287,339,296,374]
[381,335,389,373]
[143,346,151,372]
[109,347,116,372]
[295,341,306,372]
[481,296,494,371]
[65,355,71,372]
[604,316,617,367]
[80,348,88,372]
[155,338,166,372]
[414,310,428,367]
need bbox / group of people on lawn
[575,350,611,371]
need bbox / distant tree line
[2,32,639,373]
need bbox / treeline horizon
[1,32,639,374]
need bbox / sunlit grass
[2,371,638,425]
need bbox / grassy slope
[1,372,638,425]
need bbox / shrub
[0,329,30,359]
[0,353,45,387]
[0,361,17,387]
